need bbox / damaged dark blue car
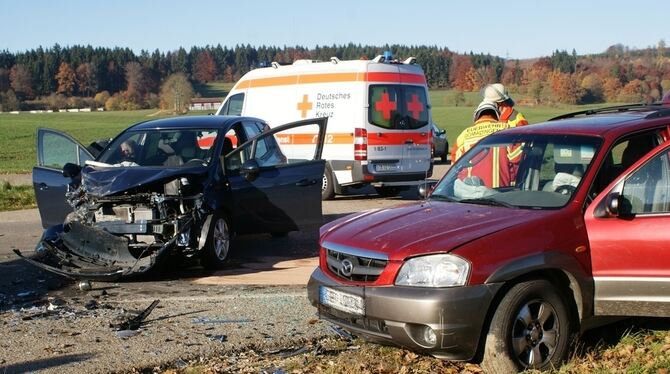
[16,116,327,280]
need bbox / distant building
[189,98,222,111]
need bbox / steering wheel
[184,158,206,166]
[554,184,576,195]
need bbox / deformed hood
[81,164,208,196]
[320,201,551,261]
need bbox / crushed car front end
[17,163,212,280]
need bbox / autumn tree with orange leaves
[193,51,217,83]
[56,62,76,96]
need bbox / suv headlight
[395,254,470,287]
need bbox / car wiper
[458,198,516,208]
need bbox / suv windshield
[368,85,429,130]
[432,134,602,209]
[98,129,218,167]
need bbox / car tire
[322,165,336,200]
[440,151,448,163]
[201,213,231,270]
[480,279,572,373]
[374,186,401,197]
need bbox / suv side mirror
[418,181,438,198]
[241,159,260,182]
[605,192,621,217]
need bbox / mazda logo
[340,259,354,277]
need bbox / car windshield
[97,128,218,167]
[431,134,602,209]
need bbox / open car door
[585,140,670,317]
[225,118,327,235]
[33,128,93,228]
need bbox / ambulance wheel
[322,166,335,200]
[374,186,401,197]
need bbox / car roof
[127,115,263,131]
[502,104,670,139]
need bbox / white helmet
[482,83,510,103]
[473,101,500,121]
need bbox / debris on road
[110,299,160,331]
[192,316,252,324]
[328,324,354,341]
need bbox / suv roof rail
[548,103,669,121]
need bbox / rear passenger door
[585,140,670,317]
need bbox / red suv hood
[320,201,549,261]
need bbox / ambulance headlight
[395,254,469,287]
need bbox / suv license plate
[374,163,400,172]
[319,286,365,316]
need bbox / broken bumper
[307,267,501,361]
[16,220,188,280]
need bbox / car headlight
[395,254,470,287]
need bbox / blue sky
[1,0,668,59]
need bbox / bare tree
[76,63,98,97]
[160,73,194,114]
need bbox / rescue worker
[452,102,506,161]
[482,83,528,126]
[453,102,516,188]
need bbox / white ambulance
[216,53,433,199]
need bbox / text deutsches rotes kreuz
[314,92,351,118]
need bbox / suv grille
[325,246,388,283]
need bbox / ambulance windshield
[368,85,429,130]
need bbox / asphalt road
[0,164,449,373]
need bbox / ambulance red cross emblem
[407,94,424,119]
[375,92,397,120]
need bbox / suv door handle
[296,178,317,187]
[405,139,414,144]
[38,182,49,190]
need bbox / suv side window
[620,147,670,214]
[590,130,662,199]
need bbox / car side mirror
[418,181,438,198]
[241,159,260,182]
[604,192,621,217]
[62,162,82,178]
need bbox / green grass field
[0,87,610,174]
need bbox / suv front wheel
[481,279,573,373]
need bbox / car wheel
[374,186,401,197]
[322,165,335,200]
[440,151,448,163]
[201,214,231,270]
[481,279,572,373]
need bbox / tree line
[0,42,668,112]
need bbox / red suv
[308,103,670,372]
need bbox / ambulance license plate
[319,286,365,316]
[374,163,400,172]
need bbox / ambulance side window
[221,93,244,116]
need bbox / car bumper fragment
[15,217,193,280]
[307,267,501,361]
